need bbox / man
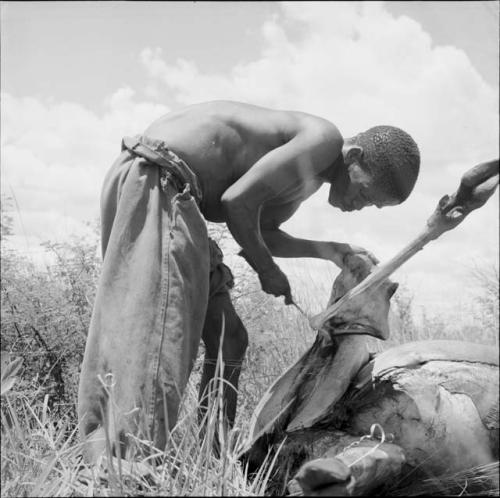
[78,100,420,460]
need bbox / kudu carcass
[245,160,499,496]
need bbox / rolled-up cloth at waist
[121,135,203,203]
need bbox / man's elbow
[220,191,237,215]
[220,192,251,220]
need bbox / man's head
[329,125,420,211]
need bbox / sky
[1,1,499,319]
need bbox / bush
[1,214,498,496]
[1,227,100,418]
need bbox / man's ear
[346,160,366,185]
[343,145,363,165]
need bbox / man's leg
[78,152,210,462]
[199,291,248,428]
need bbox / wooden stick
[310,161,499,331]
[309,226,441,330]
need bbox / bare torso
[144,101,338,225]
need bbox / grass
[392,462,500,496]
[1,250,498,496]
[2,299,498,497]
[1,360,282,496]
[0,303,312,497]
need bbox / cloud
[140,4,497,135]
[139,1,498,170]
[138,1,498,313]
[1,1,498,317]
[1,88,169,245]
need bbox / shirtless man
[78,101,420,460]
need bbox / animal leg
[289,434,406,496]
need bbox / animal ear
[387,282,399,298]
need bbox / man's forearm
[223,203,277,274]
[261,229,351,268]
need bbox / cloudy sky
[1,1,498,318]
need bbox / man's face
[328,161,399,212]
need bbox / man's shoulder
[293,112,342,137]
[206,101,341,131]
[281,113,344,157]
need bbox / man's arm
[221,123,343,297]
[237,229,377,269]
[261,229,359,268]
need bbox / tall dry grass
[1,352,285,497]
[1,216,498,496]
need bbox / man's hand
[258,265,293,304]
[324,241,379,268]
[238,249,293,304]
[342,244,379,266]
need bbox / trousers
[78,135,232,460]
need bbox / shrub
[1,227,100,418]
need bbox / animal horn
[310,159,499,331]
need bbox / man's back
[144,101,336,221]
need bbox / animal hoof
[291,457,351,494]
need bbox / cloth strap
[121,135,203,203]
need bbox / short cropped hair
[352,125,420,202]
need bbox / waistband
[121,135,203,203]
